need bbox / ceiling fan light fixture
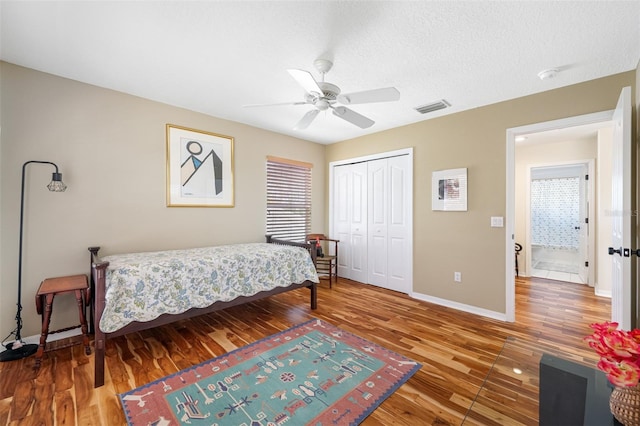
[316,99,330,111]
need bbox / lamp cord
[1,322,19,349]
[0,300,25,347]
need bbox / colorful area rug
[120,318,421,425]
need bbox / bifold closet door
[368,156,410,293]
[368,158,388,287]
[334,162,368,283]
[334,155,410,292]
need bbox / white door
[368,158,388,287]
[334,162,368,283]
[331,149,413,291]
[334,165,352,278]
[386,155,411,293]
[578,163,589,283]
[610,86,632,329]
[349,162,369,284]
[367,156,411,292]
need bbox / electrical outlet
[454,272,462,282]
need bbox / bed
[88,235,318,388]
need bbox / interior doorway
[505,110,615,322]
[527,162,592,285]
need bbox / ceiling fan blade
[331,106,374,129]
[242,101,307,108]
[287,69,324,96]
[337,87,400,105]
[294,109,320,130]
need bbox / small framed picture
[166,124,234,207]
[432,168,467,211]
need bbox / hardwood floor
[0,276,610,425]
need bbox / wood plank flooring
[0,276,610,425]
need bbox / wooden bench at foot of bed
[88,235,317,388]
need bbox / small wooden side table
[35,274,91,368]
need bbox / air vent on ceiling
[415,99,450,114]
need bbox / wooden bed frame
[88,235,317,388]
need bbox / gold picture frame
[166,124,234,207]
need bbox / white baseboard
[5,328,82,347]
[411,291,508,322]
[595,288,612,298]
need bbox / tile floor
[530,268,584,284]
[529,245,584,284]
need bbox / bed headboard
[265,235,317,265]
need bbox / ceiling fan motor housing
[319,82,340,100]
[312,82,340,110]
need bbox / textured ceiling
[1,1,638,144]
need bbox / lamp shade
[47,172,67,192]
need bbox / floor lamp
[0,161,67,362]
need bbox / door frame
[506,111,613,322]
[524,160,595,285]
[329,148,414,289]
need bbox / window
[266,156,312,242]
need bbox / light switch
[491,216,504,227]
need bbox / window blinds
[266,157,312,242]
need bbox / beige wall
[514,137,597,278]
[1,62,636,339]
[327,71,636,315]
[0,62,326,338]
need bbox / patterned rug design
[120,318,421,425]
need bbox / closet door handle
[608,247,622,256]
[574,226,581,230]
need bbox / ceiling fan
[245,59,400,130]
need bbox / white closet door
[334,162,368,282]
[349,162,369,283]
[368,158,388,287]
[334,165,352,278]
[331,150,412,292]
[368,156,410,292]
[387,155,411,293]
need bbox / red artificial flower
[597,357,640,387]
[585,322,640,387]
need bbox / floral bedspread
[100,243,319,333]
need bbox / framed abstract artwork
[166,124,234,207]
[432,168,467,211]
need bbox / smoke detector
[537,68,559,80]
